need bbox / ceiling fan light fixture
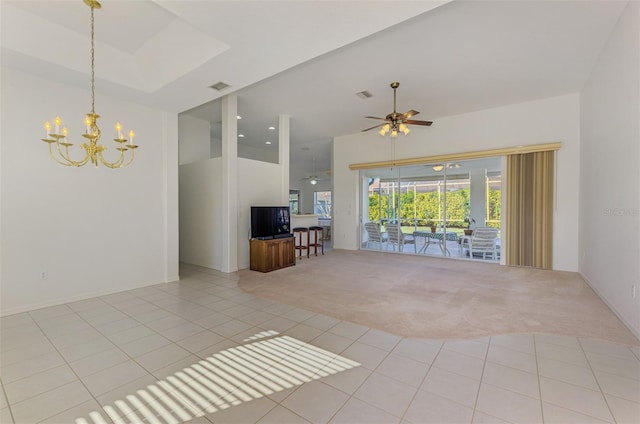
[399,123,410,135]
[379,123,390,136]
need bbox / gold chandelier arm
[97,144,138,169]
[47,139,90,167]
[120,146,137,168]
[97,149,125,169]
[47,142,74,166]
[57,141,91,167]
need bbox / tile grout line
[533,333,546,423]
[330,329,403,422]
[397,339,445,423]
[276,320,361,422]
[578,337,619,423]
[274,324,404,423]
[469,335,493,423]
[0,378,17,424]
[21,308,118,424]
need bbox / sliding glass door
[360,158,502,261]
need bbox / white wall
[178,157,284,271]
[334,93,581,271]
[178,114,210,165]
[0,67,179,315]
[178,158,223,270]
[580,1,639,338]
[238,144,278,164]
[237,158,285,269]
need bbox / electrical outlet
[40,271,48,280]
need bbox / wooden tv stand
[250,237,296,273]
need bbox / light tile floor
[1,264,639,424]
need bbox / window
[289,190,299,214]
[314,191,332,218]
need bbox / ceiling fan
[301,172,330,185]
[301,175,321,185]
[301,158,329,185]
[362,82,433,137]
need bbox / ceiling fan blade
[364,116,388,121]
[405,119,433,126]
[400,109,420,120]
[362,123,385,132]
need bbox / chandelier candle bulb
[44,121,51,137]
[129,131,134,145]
[116,122,122,139]
[54,116,61,134]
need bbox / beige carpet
[238,249,639,346]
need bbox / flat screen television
[250,206,291,239]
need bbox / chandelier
[41,0,138,168]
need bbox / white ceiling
[1,0,628,176]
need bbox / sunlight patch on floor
[74,332,360,424]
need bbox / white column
[469,168,486,227]
[163,112,180,281]
[221,95,238,273]
[278,114,290,206]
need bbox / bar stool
[308,226,324,256]
[292,227,309,259]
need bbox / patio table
[413,230,459,256]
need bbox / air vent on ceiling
[355,90,373,99]
[210,81,230,91]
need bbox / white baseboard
[1,277,179,317]
[580,272,640,343]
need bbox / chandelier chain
[90,5,96,114]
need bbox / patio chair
[364,222,387,250]
[386,224,416,253]
[463,227,499,260]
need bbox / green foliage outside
[486,188,501,229]
[369,188,501,229]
